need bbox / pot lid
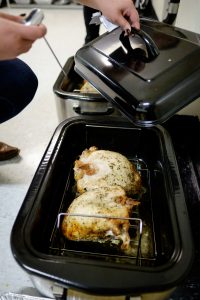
[74,18,200,127]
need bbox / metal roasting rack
[56,212,143,263]
[47,157,157,266]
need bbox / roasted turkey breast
[80,80,98,93]
[62,186,139,251]
[74,146,141,195]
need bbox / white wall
[151,0,200,33]
[151,0,200,118]
[175,0,200,34]
[151,0,169,21]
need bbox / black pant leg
[0,58,38,123]
[83,6,100,44]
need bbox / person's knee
[12,60,38,114]
[21,67,38,105]
[0,59,38,123]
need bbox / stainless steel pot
[53,56,121,122]
[30,275,175,300]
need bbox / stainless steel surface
[53,56,122,121]
[0,293,52,300]
[0,288,175,300]
[23,8,44,26]
[30,276,175,300]
[55,96,121,121]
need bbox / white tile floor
[0,5,200,298]
[0,6,87,296]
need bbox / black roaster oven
[11,18,200,300]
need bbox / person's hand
[79,0,140,32]
[0,12,47,60]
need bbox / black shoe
[0,142,20,161]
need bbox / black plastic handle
[119,27,159,62]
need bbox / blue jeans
[0,58,38,123]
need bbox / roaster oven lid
[74,18,200,126]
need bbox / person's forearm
[79,0,111,12]
[78,0,99,10]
